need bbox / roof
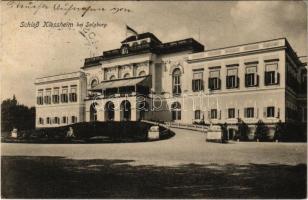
[121,32,162,43]
[89,76,147,91]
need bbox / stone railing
[188,38,285,61]
[142,120,208,133]
[35,71,84,84]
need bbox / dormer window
[141,40,148,45]
[121,45,129,54]
[123,73,130,78]
[91,79,98,88]
[110,75,116,80]
[138,71,146,76]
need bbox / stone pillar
[97,109,105,121]
[131,108,137,121]
[115,109,121,121]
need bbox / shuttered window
[192,71,204,92]
[245,66,258,87]
[209,71,221,90]
[226,68,239,89]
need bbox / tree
[255,120,269,141]
[220,123,228,143]
[1,95,35,132]
[274,120,285,141]
[236,118,249,141]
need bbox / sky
[1,1,307,106]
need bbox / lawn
[1,128,307,198]
[1,156,306,198]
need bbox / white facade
[35,71,87,128]
[35,33,307,130]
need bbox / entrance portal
[228,129,236,140]
[90,103,97,121]
[120,100,131,121]
[105,101,115,121]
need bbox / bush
[235,118,249,141]
[4,121,172,143]
[274,120,284,141]
[275,122,307,142]
[220,123,228,142]
[255,120,269,141]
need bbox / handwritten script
[6,1,132,17]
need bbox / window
[211,109,217,119]
[226,68,239,89]
[195,110,201,120]
[44,90,51,104]
[138,71,146,76]
[61,87,68,103]
[244,107,254,118]
[109,75,116,80]
[208,71,221,90]
[171,102,181,120]
[69,86,77,102]
[265,63,279,85]
[91,79,98,88]
[245,66,258,87]
[37,90,43,105]
[46,117,51,124]
[267,106,275,118]
[52,88,59,104]
[141,40,148,45]
[38,118,44,125]
[121,46,128,54]
[192,71,204,92]
[54,117,60,124]
[228,108,235,118]
[62,116,67,124]
[71,116,77,123]
[123,73,130,78]
[172,69,182,95]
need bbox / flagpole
[125,24,127,41]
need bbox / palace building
[35,32,307,136]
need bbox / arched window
[109,75,116,80]
[138,71,146,76]
[120,100,131,121]
[123,73,130,78]
[91,79,98,88]
[105,101,115,121]
[132,42,138,47]
[172,68,181,95]
[171,102,181,121]
[90,103,97,121]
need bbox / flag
[126,25,138,39]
